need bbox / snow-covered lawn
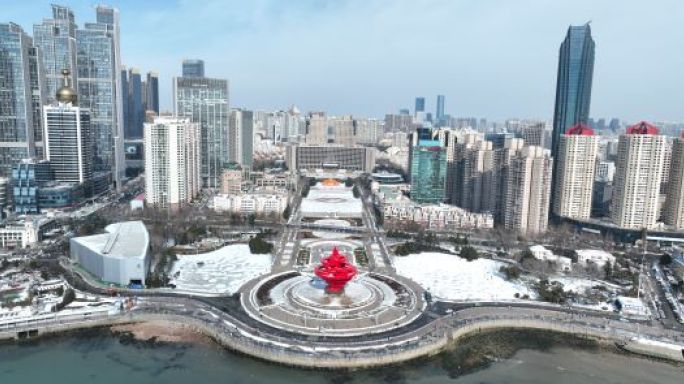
[168,244,272,296]
[394,252,535,301]
[550,276,621,294]
[300,185,363,218]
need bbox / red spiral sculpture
[314,247,358,294]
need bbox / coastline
[2,306,683,369]
[3,321,682,380]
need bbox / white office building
[213,193,288,215]
[43,70,93,184]
[144,117,201,208]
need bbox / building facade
[286,145,375,172]
[144,117,200,208]
[228,109,254,167]
[213,193,288,216]
[663,135,684,229]
[551,23,595,208]
[0,23,45,175]
[503,146,552,236]
[33,5,77,105]
[610,122,666,229]
[43,72,93,184]
[410,139,447,204]
[173,73,229,188]
[125,68,144,139]
[552,124,598,219]
[76,20,120,185]
[70,221,150,286]
[145,71,159,114]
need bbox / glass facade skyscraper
[94,5,125,188]
[551,24,594,160]
[76,23,117,176]
[174,67,229,188]
[146,71,159,114]
[551,24,595,213]
[0,23,45,176]
[33,5,77,105]
[126,68,144,139]
[436,94,445,124]
[410,139,447,204]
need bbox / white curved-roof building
[70,221,150,286]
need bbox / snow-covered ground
[394,252,535,301]
[550,276,621,294]
[168,244,272,296]
[300,185,363,218]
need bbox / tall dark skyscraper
[551,23,595,160]
[436,95,445,123]
[182,59,205,78]
[120,67,129,134]
[415,97,425,113]
[551,23,595,215]
[146,71,159,114]
[126,68,144,138]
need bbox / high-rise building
[435,95,445,125]
[414,97,425,114]
[551,23,595,209]
[173,63,229,188]
[503,146,552,236]
[328,116,356,146]
[485,132,515,149]
[305,112,328,145]
[182,59,204,78]
[0,23,46,175]
[144,117,200,208]
[552,124,598,220]
[610,122,666,229]
[76,9,123,186]
[228,109,254,167]
[120,67,129,136]
[517,122,546,148]
[410,138,446,204]
[663,135,684,229]
[33,5,78,105]
[125,68,144,139]
[43,70,93,184]
[454,139,495,213]
[93,4,125,188]
[492,138,525,224]
[384,113,413,133]
[355,118,382,146]
[145,71,159,114]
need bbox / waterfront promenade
[2,295,682,368]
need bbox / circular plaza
[242,245,424,337]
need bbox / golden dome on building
[56,69,77,104]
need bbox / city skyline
[4,0,683,121]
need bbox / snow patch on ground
[550,276,620,294]
[394,252,535,301]
[169,244,272,296]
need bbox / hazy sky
[6,0,684,122]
